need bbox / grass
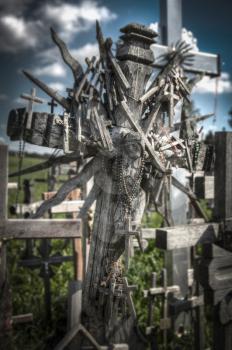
[6,153,74,350]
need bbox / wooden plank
[215,132,232,220]
[141,228,156,239]
[0,144,8,220]
[0,144,11,338]
[42,189,81,200]
[156,223,219,250]
[51,200,84,213]
[152,44,220,77]
[12,313,33,324]
[7,183,18,190]
[0,219,82,239]
[195,176,214,200]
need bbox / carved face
[124,141,143,160]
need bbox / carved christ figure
[7,21,197,344]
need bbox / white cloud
[37,42,99,71]
[71,43,99,65]
[0,15,41,52]
[43,1,117,42]
[48,82,66,92]
[0,1,117,52]
[33,62,66,77]
[194,72,232,94]
[149,22,199,51]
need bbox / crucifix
[20,88,43,130]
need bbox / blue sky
[0,0,231,152]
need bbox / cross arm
[152,44,220,77]
[155,223,219,250]
[0,219,82,240]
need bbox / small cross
[48,98,58,114]
[144,269,180,345]
[21,88,43,129]
[122,277,137,320]
[19,239,73,320]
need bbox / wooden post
[0,143,12,343]
[213,132,232,350]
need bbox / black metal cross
[48,98,58,114]
[19,240,73,321]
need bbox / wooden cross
[48,98,58,114]
[0,144,82,241]
[0,143,82,335]
[20,88,43,129]
[116,217,143,271]
[153,0,220,77]
[144,269,180,347]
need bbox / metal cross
[48,98,58,114]
[19,241,73,321]
[21,88,43,129]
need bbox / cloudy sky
[0,0,231,152]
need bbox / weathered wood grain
[195,175,214,200]
[156,223,219,250]
[0,219,82,239]
[215,132,232,220]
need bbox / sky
[0,0,231,153]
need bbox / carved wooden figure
[6,19,215,347]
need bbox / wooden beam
[51,200,84,214]
[195,176,214,200]
[0,219,82,239]
[7,183,18,190]
[215,132,232,221]
[141,228,156,240]
[152,44,220,77]
[156,223,219,250]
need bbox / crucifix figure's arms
[31,158,98,219]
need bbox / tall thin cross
[21,88,43,129]
[153,2,219,348]
[153,0,220,77]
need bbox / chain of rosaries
[117,152,146,217]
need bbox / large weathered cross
[153,0,220,77]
